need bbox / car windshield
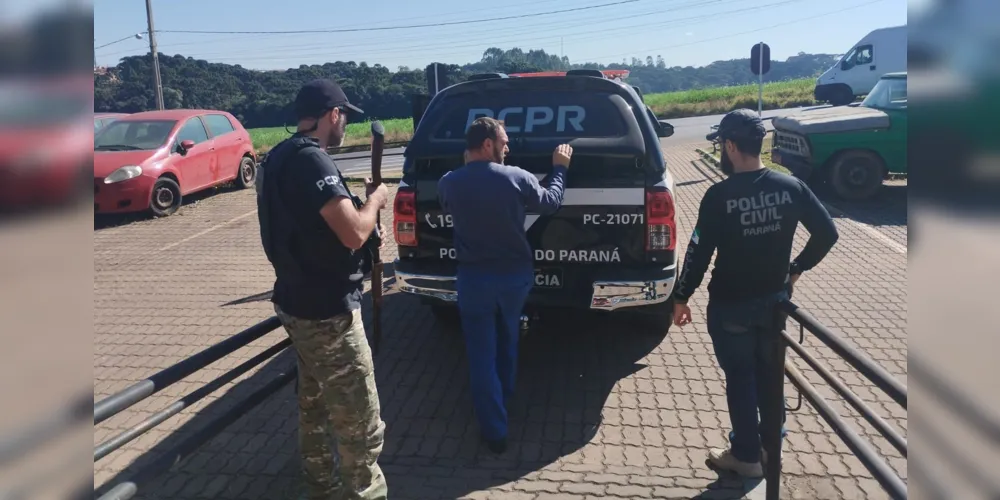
[862,77,908,110]
[0,88,90,128]
[95,120,177,151]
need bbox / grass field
[249,118,412,154]
[702,133,792,175]
[645,78,816,119]
[248,78,817,153]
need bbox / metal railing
[92,316,295,500]
[763,300,908,499]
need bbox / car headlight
[104,165,143,184]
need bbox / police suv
[391,70,680,326]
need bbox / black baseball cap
[706,108,766,141]
[294,79,364,120]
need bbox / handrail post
[763,303,788,499]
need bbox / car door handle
[870,65,876,70]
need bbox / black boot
[484,436,507,455]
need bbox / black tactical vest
[256,136,371,294]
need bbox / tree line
[94,47,838,129]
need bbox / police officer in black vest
[256,79,389,500]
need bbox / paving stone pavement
[93,144,907,499]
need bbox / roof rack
[467,72,510,81]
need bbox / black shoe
[484,437,507,454]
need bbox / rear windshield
[428,91,629,140]
[415,154,642,184]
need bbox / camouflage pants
[275,305,387,500]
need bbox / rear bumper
[392,258,675,311]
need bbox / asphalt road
[332,106,827,177]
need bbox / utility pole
[145,0,165,110]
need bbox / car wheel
[829,86,855,106]
[237,156,257,189]
[830,150,884,200]
[150,177,182,217]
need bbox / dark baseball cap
[294,79,364,120]
[706,108,766,141]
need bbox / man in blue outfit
[672,109,839,477]
[438,117,573,454]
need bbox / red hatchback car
[94,109,257,216]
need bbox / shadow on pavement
[93,185,241,230]
[693,476,764,499]
[94,280,669,500]
[820,182,907,228]
[368,295,669,499]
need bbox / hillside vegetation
[95,47,835,129]
[248,77,818,152]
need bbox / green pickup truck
[771,72,907,200]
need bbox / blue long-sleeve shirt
[438,161,567,274]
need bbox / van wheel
[150,177,182,217]
[830,150,884,200]
[237,156,257,189]
[829,86,855,106]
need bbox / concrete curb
[695,148,720,166]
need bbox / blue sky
[94,0,906,71]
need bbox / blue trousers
[707,290,789,463]
[456,267,533,442]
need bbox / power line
[196,0,744,56]
[98,0,729,57]
[585,0,889,62]
[155,0,638,35]
[93,0,592,49]
[124,0,792,62]
[95,0,883,73]
[95,2,679,58]
[95,33,145,50]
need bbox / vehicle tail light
[645,188,676,251]
[393,187,418,246]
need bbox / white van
[814,25,907,106]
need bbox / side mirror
[657,120,675,138]
[181,140,195,150]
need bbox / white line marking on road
[823,204,907,255]
[156,209,258,253]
